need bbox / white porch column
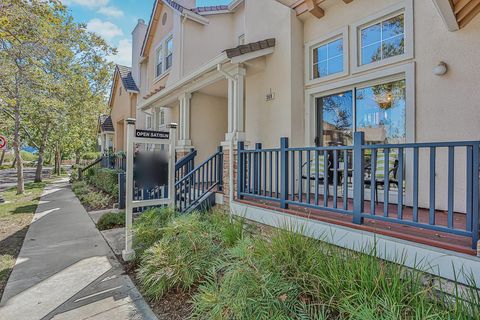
[225,66,246,142]
[177,92,193,153]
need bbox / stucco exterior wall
[182,14,235,76]
[243,0,304,148]
[190,92,228,162]
[110,81,133,152]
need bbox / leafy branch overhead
[0,0,117,192]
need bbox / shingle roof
[225,38,276,59]
[99,115,114,132]
[117,65,139,92]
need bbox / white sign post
[0,135,7,150]
[122,118,177,262]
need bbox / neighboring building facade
[97,115,114,154]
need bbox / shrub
[72,181,89,194]
[138,214,222,301]
[83,152,100,161]
[97,212,125,231]
[207,210,248,248]
[86,167,119,198]
[133,207,176,257]
[79,192,112,210]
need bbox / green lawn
[0,181,47,299]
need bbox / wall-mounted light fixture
[433,61,448,76]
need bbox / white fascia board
[138,52,229,110]
[432,0,459,31]
[228,0,244,11]
[230,47,275,64]
[182,10,210,25]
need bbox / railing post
[254,143,262,194]
[237,141,244,200]
[472,143,479,251]
[353,132,365,224]
[217,146,223,192]
[118,172,126,209]
[280,137,289,209]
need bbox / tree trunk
[13,100,24,194]
[75,150,81,165]
[34,124,50,183]
[55,148,61,176]
[0,150,5,166]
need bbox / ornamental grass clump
[133,207,176,257]
[138,214,223,301]
[192,225,479,319]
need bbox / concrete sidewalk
[0,179,157,320]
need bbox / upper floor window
[154,35,173,79]
[305,27,348,84]
[360,14,404,66]
[165,37,173,70]
[156,45,163,77]
[352,0,413,73]
[312,37,344,79]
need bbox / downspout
[217,64,237,211]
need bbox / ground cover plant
[96,211,125,231]
[84,167,119,199]
[132,209,480,320]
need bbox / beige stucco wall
[145,5,174,95]
[110,78,136,152]
[182,13,236,76]
[243,0,304,148]
[190,92,228,163]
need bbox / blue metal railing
[175,147,223,213]
[238,132,480,249]
[175,149,197,181]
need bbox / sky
[61,0,231,66]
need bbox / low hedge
[85,167,119,199]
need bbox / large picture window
[316,78,406,146]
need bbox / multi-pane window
[146,115,152,129]
[360,14,405,65]
[312,38,344,79]
[165,37,173,70]
[156,45,163,77]
[316,78,406,146]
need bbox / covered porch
[236,134,480,255]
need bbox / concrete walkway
[0,179,157,320]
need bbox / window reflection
[316,91,353,146]
[361,14,404,65]
[356,79,406,144]
[312,38,344,79]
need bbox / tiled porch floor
[238,193,477,256]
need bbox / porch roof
[138,38,276,110]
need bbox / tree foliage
[0,0,115,192]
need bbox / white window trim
[165,36,174,71]
[305,26,349,87]
[153,32,173,83]
[351,0,413,74]
[305,62,415,146]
